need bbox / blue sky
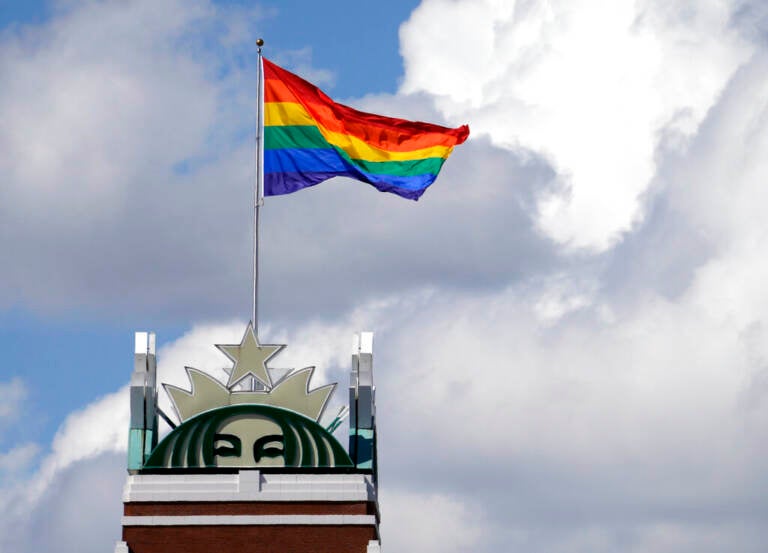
[2,1,768,552]
[0,0,50,27]
[0,0,419,95]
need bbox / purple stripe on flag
[264,172,428,200]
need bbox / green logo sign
[145,404,352,468]
[140,324,352,469]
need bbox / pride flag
[262,58,469,200]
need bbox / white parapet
[123,470,377,503]
[134,332,156,355]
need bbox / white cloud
[28,387,128,502]
[379,490,490,553]
[399,0,753,251]
[0,385,126,552]
[7,453,125,553]
[272,47,336,87]
[0,378,26,421]
[0,443,38,470]
[532,273,597,324]
[0,443,39,482]
[0,0,263,317]
[0,0,216,215]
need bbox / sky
[1,0,768,551]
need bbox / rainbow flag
[262,58,469,200]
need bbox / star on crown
[216,323,283,389]
[162,324,336,423]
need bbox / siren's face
[143,404,354,469]
[211,414,285,467]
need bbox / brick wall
[123,525,377,553]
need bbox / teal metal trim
[127,429,145,471]
[143,429,155,463]
[349,428,374,469]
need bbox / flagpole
[253,38,265,339]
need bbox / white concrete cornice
[123,470,377,503]
[122,514,377,526]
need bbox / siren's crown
[163,325,335,423]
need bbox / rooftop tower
[115,327,380,553]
